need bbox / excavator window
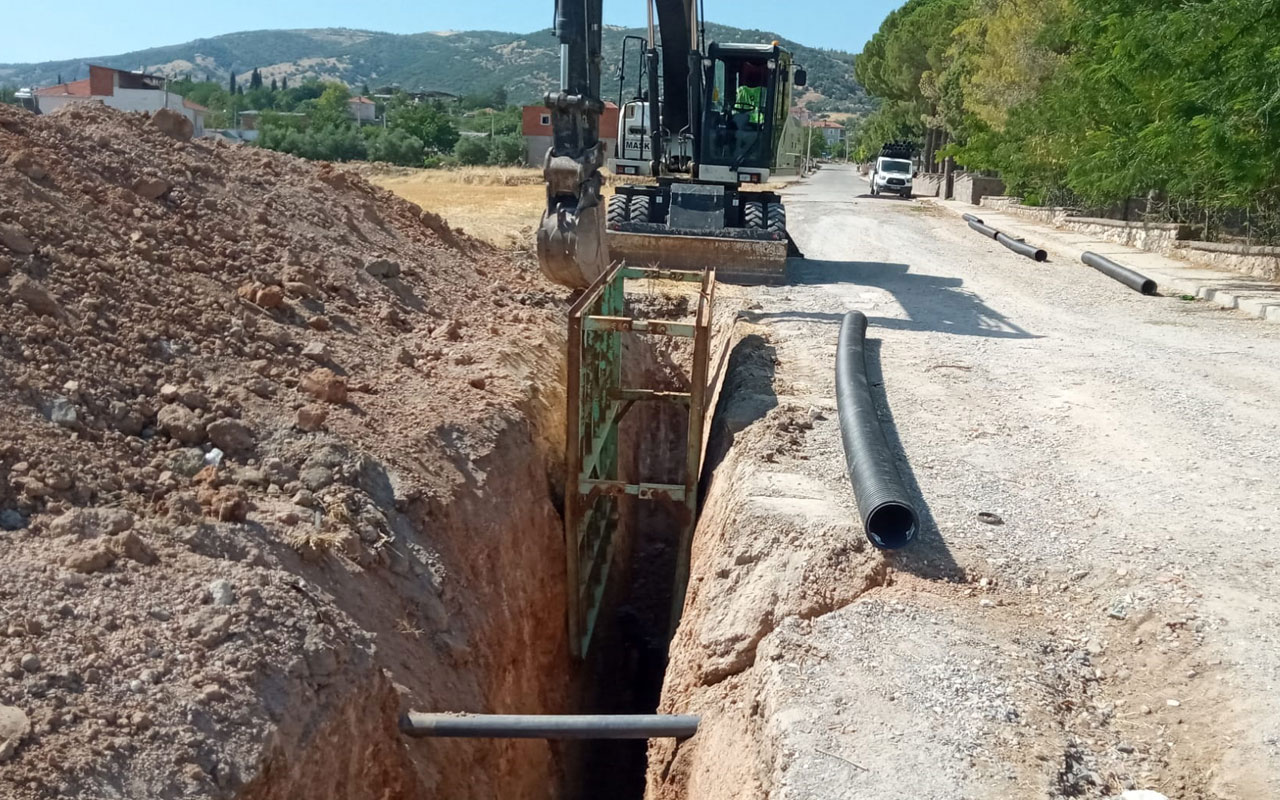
[703,54,774,167]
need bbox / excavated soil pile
[0,104,571,799]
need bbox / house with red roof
[347,95,376,124]
[35,65,207,136]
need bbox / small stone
[0,510,27,531]
[206,418,254,455]
[151,108,194,140]
[299,465,335,492]
[0,705,31,763]
[128,679,144,694]
[255,285,285,309]
[19,654,40,673]
[433,319,462,341]
[307,316,332,331]
[293,490,316,508]
[132,177,172,200]
[468,377,487,391]
[148,608,172,622]
[157,403,205,445]
[10,274,59,316]
[113,530,157,565]
[48,397,78,428]
[159,383,180,402]
[199,684,227,703]
[300,368,347,404]
[295,404,329,432]
[1116,743,1135,753]
[301,341,329,362]
[394,347,416,367]
[6,150,45,181]
[365,257,401,279]
[1166,698,1181,707]
[209,579,235,607]
[62,543,116,573]
[0,224,36,255]
[1086,639,1104,655]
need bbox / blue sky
[0,0,903,64]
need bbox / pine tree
[250,68,262,90]
[271,77,278,92]
[57,73,62,85]
[281,76,289,91]
[229,70,236,93]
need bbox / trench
[238,293,726,800]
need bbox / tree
[281,76,289,91]
[229,70,237,93]
[249,68,262,90]
[56,72,62,85]
[453,136,490,165]
[311,83,352,129]
[271,77,278,91]
[488,134,525,165]
[364,127,426,166]
[389,101,460,153]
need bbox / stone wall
[953,174,1005,205]
[915,174,943,198]
[1171,242,1280,281]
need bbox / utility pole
[804,125,812,175]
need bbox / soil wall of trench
[237,335,578,800]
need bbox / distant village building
[348,95,376,123]
[522,102,619,166]
[35,65,206,136]
[809,119,844,146]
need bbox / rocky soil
[0,103,572,799]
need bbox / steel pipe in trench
[996,232,1048,262]
[1082,251,1157,295]
[400,713,700,740]
[967,219,999,239]
[835,311,919,550]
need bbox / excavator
[536,0,807,287]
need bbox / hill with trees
[0,24,872,113]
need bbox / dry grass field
[365,164,802,249]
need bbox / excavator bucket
[605,223,791,285]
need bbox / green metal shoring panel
[565,264,715,658]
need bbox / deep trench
[569,319,699,800]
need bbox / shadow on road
[863,338,963,582]
[760,259,1041,340]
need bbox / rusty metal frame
[565,262,716,657]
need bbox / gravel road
[652,165,1280,800]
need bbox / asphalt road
[657,164,1280,799]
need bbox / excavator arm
[537,0,698,288]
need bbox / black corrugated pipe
[967,219,999,239]
[1082,251,1157,294]
[962,213,983,224]
[835,311,919,550]
[996,232,1047,262]
[400,713,700,739]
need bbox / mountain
[0,25,871,112]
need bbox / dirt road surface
[651,165,1280,799]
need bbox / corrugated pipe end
[866,500,918,550]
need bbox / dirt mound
[0,103,569,799]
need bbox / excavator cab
[696,43,795,186]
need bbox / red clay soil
[0,103,572,799]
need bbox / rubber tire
[744,201,766,229]
[766,203,786,234]
[628,195,651,223]
[607,194,628,225]
[904,191,913,200]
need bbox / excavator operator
[734,60,768,126]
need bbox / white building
[35,65,207,136]
[347,95,376,123]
